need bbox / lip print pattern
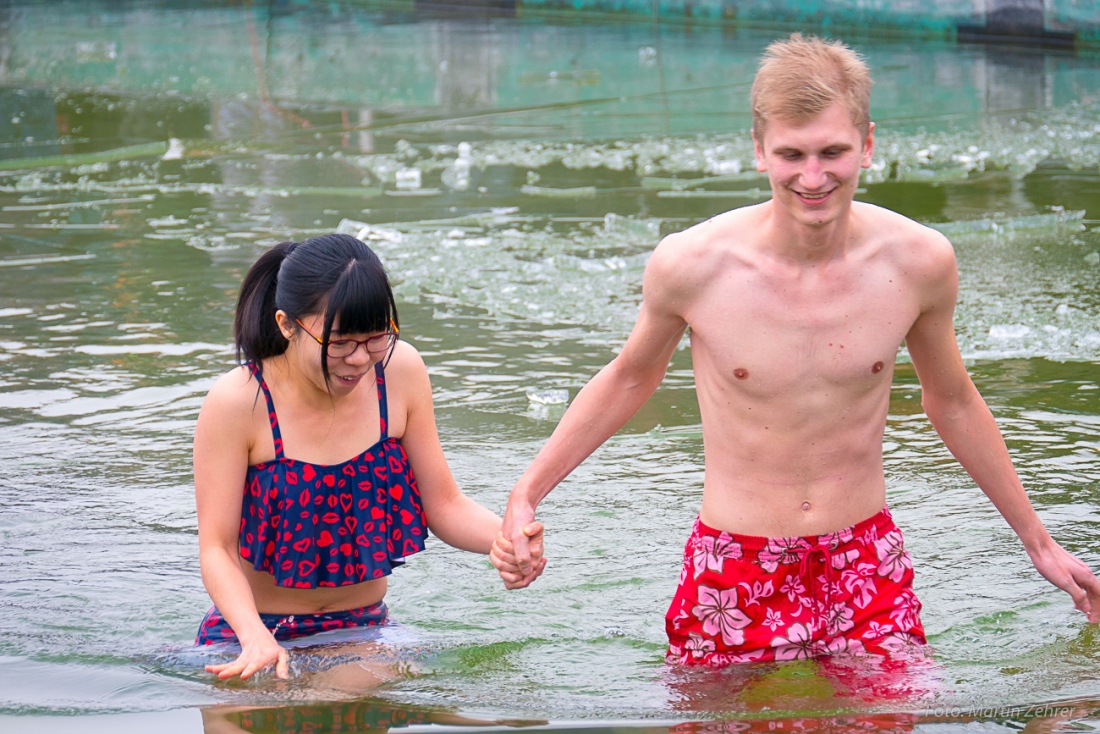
[195,601,389,645]
[237,362,428,588]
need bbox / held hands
[491,504,547,589]
[1028,540,1100,624]
[205,632,290,681]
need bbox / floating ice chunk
[705,158,741,176]
[395,168,422,191]
[148,215,189,227]
[335,218,402,243]
[76,40,117,62]
[162,138,184,161]
[336,217,367,234]
[603,212,660,242]
[989,324,1031,339]
[520,184,596,198]
[526,388,569,405]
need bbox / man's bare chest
[685,274,919,396]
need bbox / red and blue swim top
[238,362,428,589]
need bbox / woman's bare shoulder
[200,364,263,417]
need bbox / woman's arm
[194,368,290,679]
[390,343,506,555]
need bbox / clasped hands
[490,514,547,590]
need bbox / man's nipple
[871,361,884,374]
[733,368,749,380]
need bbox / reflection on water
[0,1,1098,732]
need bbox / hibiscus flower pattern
[841,561,879,609]
[666,509,927,666]
[876,631,926,658]
[861,620,894,640]
[874,529,912,583]
[691,530,743,579]
[772,622,816,660]
[780,572,808,606]
[819,635,868,656]
[691,585,752,646]
[889,588,923,632]
[682,631,716,659]
[763,608,785,631]
[758,536,813,572]
[825,600,856,637]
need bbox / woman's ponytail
[233,241,293,365]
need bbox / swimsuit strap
[375,362,389,440]
[247,362,285,460]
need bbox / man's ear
[860,121,875,169]
[752,129,767,173]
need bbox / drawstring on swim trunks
[797,541,837,639]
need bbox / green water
[0,2,1098,732]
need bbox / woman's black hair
[233,233,399,385]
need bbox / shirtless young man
[491,34,1100,665]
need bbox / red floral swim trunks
[665,506,926,666]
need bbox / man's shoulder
[855,202,953,254]
[855,201,942,234]
[643,208,760,308]
[653,206,761,263]
[853,203,956,283]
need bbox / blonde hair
[751,33,872,140]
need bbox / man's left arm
[904,229,1100,623]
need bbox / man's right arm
[498,235,694,584]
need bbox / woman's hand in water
[205,633,290,680]
[491,521,546,590]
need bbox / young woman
[194,233,541,680]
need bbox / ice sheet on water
[931,209,1086,237]
[602,213,660,243]
[366,219,650,338]
[334,102,1099,187]
[989,324,1032,340]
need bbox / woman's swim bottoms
[195,601,388,645]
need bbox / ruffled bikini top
[238,362,427,588]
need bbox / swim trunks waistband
[692,506,897,556]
